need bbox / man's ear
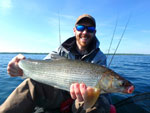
[73,27,76,35]
[73,27,76,33]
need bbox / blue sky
[0,0,150,54]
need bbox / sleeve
[97,58,107,66]
[91,50,107,66]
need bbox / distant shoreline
[0,52,48,54]
[0,52,150,55]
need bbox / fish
[18,57,134,109]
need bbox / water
[0,53,150,113]
[0,53,46,104]
[108,55,150,113]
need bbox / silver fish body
[18,58,134,94]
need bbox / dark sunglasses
[76,25,95,33]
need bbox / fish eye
[118,81,125,86]
[121,81,126,86]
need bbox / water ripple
[0,54,150,113]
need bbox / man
[0,14,111,113]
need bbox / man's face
[73,22,96,49]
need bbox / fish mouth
[124,85,134,94]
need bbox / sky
[0,0,150,54]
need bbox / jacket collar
[61,36,100,56]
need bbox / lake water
[0,53,150,113]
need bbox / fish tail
[83,87,100,109]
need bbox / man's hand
[70,83,88,102]
[7,54,25,77]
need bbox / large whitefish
[18,56,134,109]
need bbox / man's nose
[82,29,88,34]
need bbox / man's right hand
[7,54,26,77]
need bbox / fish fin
[51,53,66,60]
[83,87,100,109]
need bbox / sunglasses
[76,25,95,33]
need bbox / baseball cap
[75,14,96,27]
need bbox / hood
[61,36,100,55]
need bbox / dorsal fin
[51,53,66,60]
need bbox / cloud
[0,0,12,14]
[141,30,150,33]
[47,14,74,30]
[0,0,12,8]
[60,14,75,20]
[52,12,75,20]
[48,17,59,26]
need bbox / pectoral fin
[83,87,100,109]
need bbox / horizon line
[0,52,150,55]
